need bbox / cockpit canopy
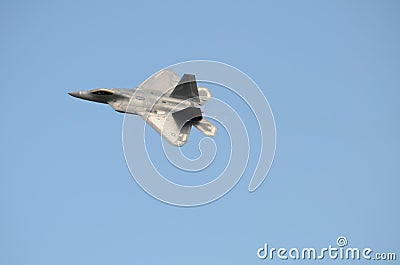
[90,89,114,96]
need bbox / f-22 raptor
[69,70,217,146]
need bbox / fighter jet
[69,70,217,146]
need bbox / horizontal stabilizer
[193,118,217,136]
[170,74,199,102]
[198,87,212,105]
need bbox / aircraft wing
[140,107,202,146]
[141,112,192,146]
[136,69,180,100]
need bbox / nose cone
[68,89,109,104]
[68,91,92,101]
[68,91,83,98]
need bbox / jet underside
[69,70,217,146]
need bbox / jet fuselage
[69,88,198,116]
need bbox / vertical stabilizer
[170,74,199,102]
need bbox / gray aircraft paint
[69,70,216,146]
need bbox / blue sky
[1,1,399,264]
